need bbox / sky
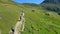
[12,0,44,4]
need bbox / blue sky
[12,0,44,4]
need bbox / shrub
[58,13,60,15]
[32,10,35,12]
[45,13,50,16]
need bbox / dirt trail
[14,11,25,34]
[0,30,1,34]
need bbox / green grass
[0,0,60,34]
[0,3,21,34]
[21,9,60,34]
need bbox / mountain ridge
[42,0,60,4]
[41,0,60,13]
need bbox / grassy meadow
[0,0,60,34]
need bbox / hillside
[41,0,60,13]
[42,0,60,4]
[0,0,60,34]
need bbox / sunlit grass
[0,1,60,34]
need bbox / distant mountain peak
[42,0,60,4]
[41,0,60,13]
